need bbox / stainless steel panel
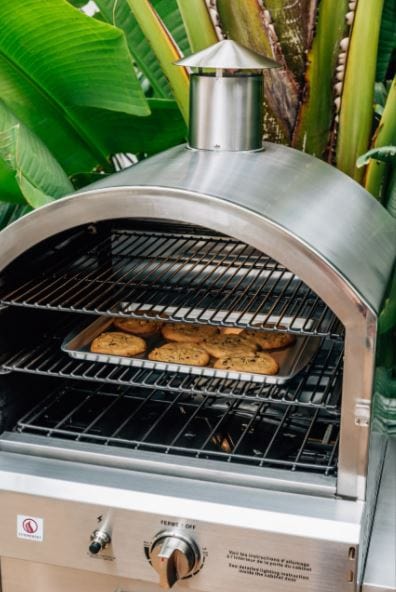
[0,432,337,497]
[362,438,396,592]
[189,75,263,151]
[62,315,320,385]
[0,452,362,591]
[1,558,163,592]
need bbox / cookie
[148,342,209,366]
[90,332,146,357]
[201,333,257,358]
[161,323,218,344]
[220,327,244,335]
[214,352,279,375]
[242,329,295,350]
[113,314,163,336]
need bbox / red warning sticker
[17,515,44,541]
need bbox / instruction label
[227,549,312,584]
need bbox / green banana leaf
[376,0,396,81]
[0,202,31,231]
[379,264,396,334]
[126,0,190,123]
[0,54,100,175]
[357,145,396,167]
[0,0,150,174]
[0,159,22,204]
[0,101,73,208]
[94,0,190,99]
[0,0,149,114]
[374,81,389,116]
[176,0,218,52]
[66,0,87,6]
[76,99,186,156]
[336,0,385,182]
[292,0,348,157]
[364,78,396,200]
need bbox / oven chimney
[175,40,280,152]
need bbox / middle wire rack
[1,314,343,410]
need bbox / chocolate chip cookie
[148,342,210,366]
[214,352,279,375]
[90,332,146,357]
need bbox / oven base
[0,558,164,592]
[0,449,362,592]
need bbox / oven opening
[0,220,343,479]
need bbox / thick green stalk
[365,78,396,200]
[217,0,299,141]
[292,0,348,157]
[176,0,218,52]
[336,0,384,183]
[263,0,317,86]
[126,0,189,123]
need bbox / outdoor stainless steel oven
[0,40,395,592]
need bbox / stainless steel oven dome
[1,141,395,501]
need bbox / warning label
[227,550,312,583]
[17,515,44,542]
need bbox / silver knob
[149,531,201,589]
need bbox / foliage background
[0,0,395,233]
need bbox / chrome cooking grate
[0,227,343,338]
[1,314,343,409]
[16,382,339,475]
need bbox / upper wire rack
[0,227,343,337]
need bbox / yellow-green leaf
[126,0,190,123]
[365,78,396,199]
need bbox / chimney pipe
[176,40,280,152]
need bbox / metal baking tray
[62,317,321,385]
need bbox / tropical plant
[0,0,395,232]
[0,0,186,227]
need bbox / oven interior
[0,220,344,480]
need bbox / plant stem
[336,0,384,183]
[176,0,218,52]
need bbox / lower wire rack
[16,381,339,475]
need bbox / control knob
[89,529,111,554]
[149,530,201,589]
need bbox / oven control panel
[0,490,358,592]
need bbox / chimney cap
[175,39,280,70]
